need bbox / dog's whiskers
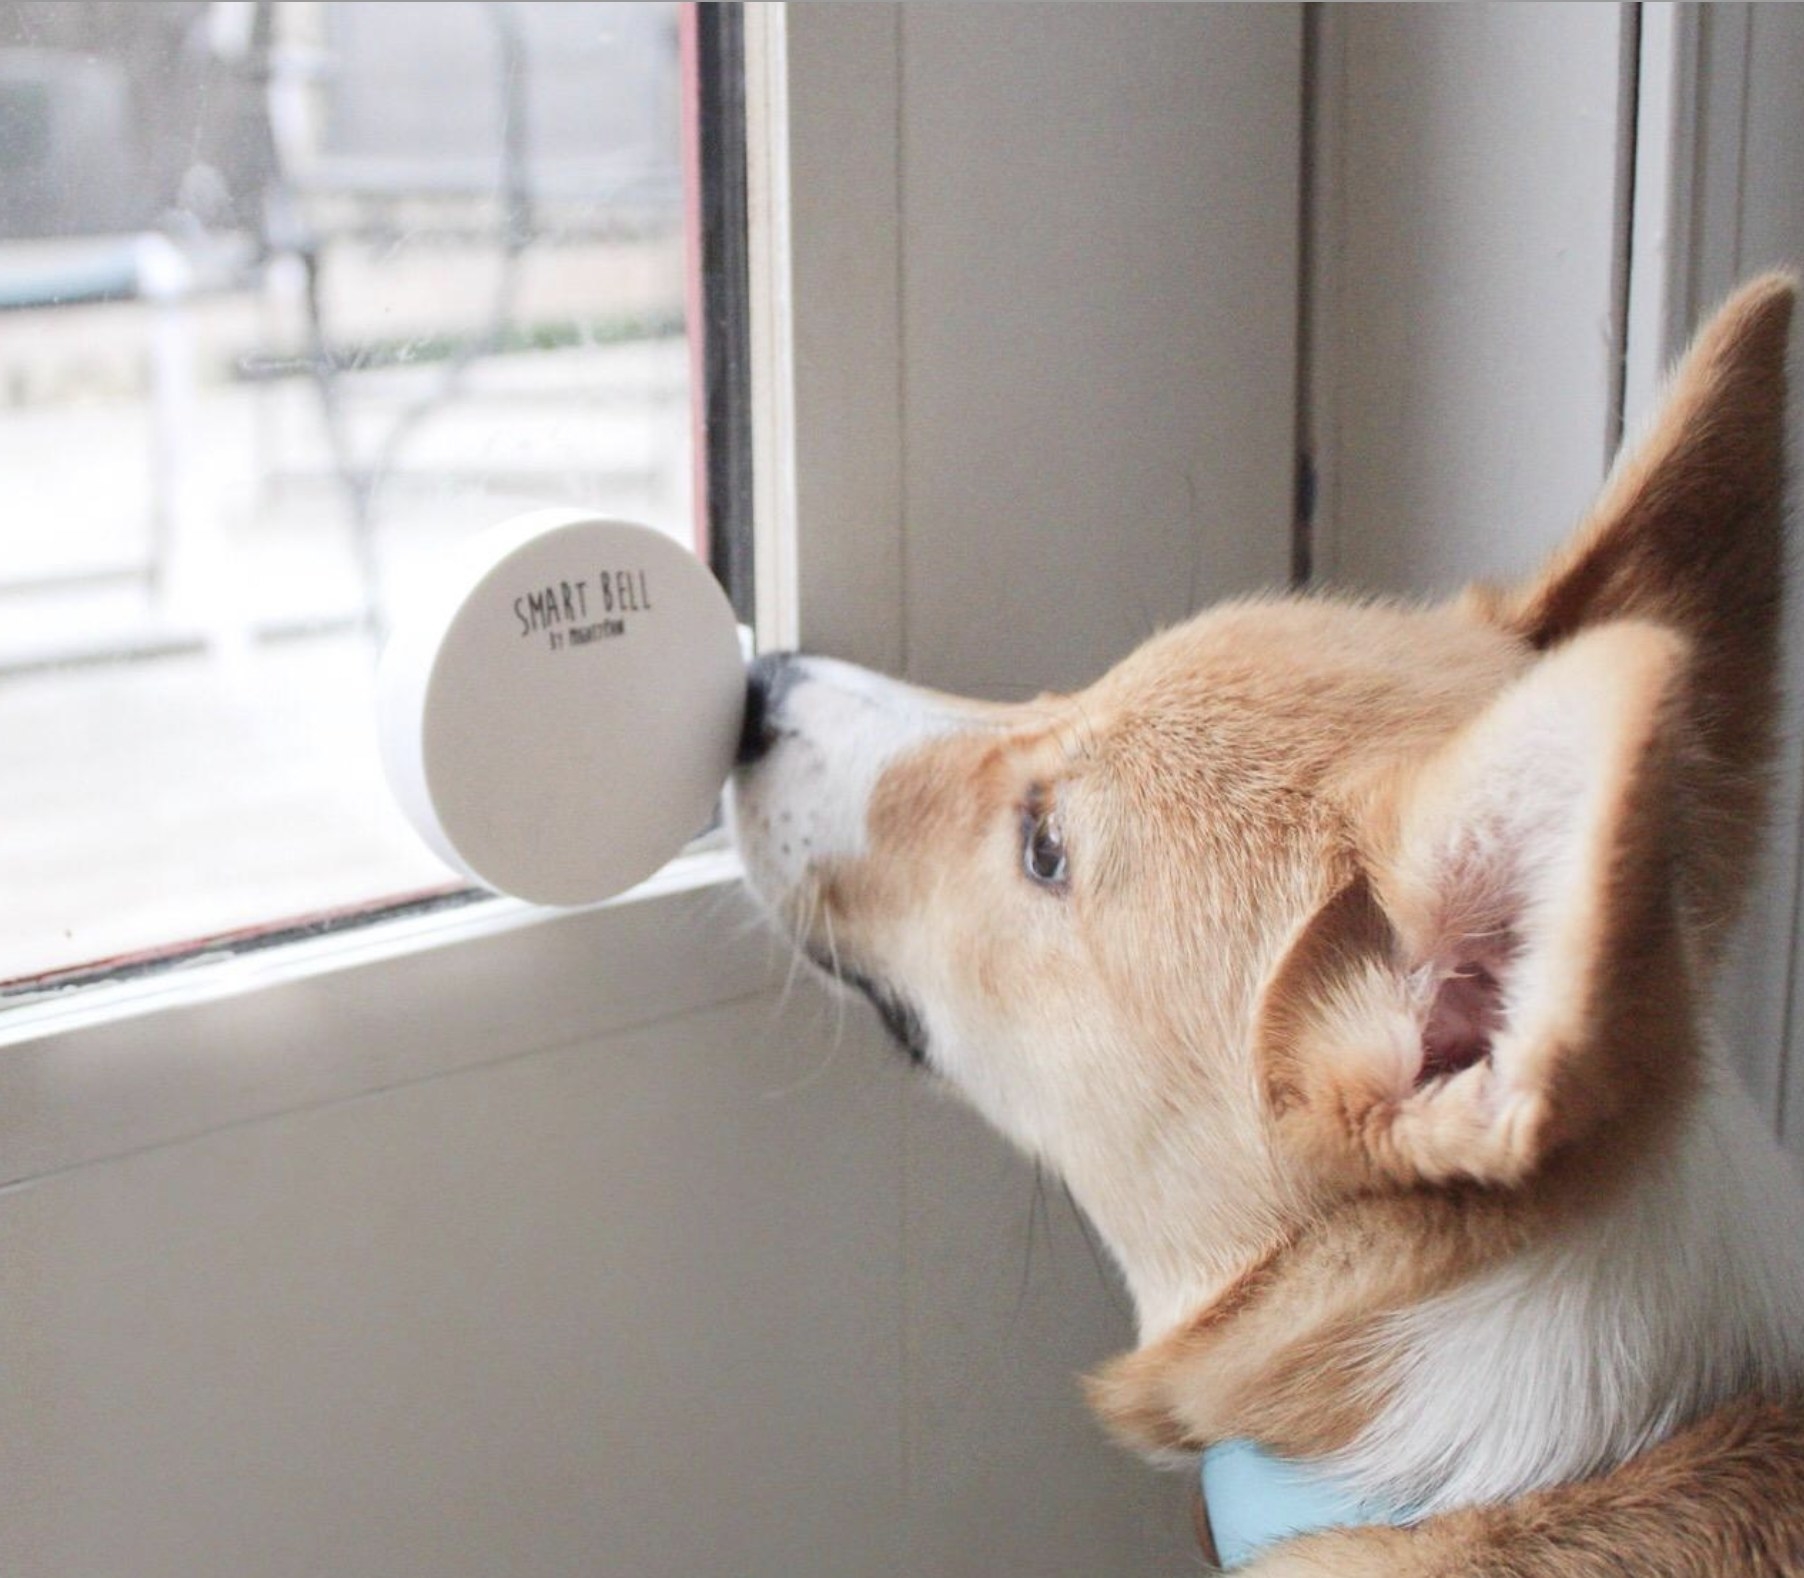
[1062,1178,1131,1320]
[760,878,849,1099]
[758,989,851,1100]
[818,902,851,1049]
[772,879,820,1018]
[1010,1160,1051,1335]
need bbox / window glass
[0,0,705,989]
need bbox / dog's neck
[1333,1065,1804,1513]
[1090,1060,1804,1517]
[1056,1101,1303,1349]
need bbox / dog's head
[730,277,1794,1342]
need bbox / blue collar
[1200,1440,1413,1568]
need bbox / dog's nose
[737,651,802,766]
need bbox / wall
[895,4,1300,697]
[788,3,1301,701]
[0,877,1205,1578]
[1312,1,1631,593]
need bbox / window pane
[0,1,704,987]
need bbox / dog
[729,274,1804,1574]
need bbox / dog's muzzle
[731,652,961,1067]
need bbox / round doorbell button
[377,510,746,906]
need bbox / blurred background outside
[0,0,696,985]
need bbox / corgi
[729,275,1804,1575]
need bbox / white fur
[1331,1059,1804,1514]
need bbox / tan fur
[1258,623,1693,1194]
[733,275,1803,1571]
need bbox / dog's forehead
[1079,596,1528,782]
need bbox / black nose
[737,651,802,766]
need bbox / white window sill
[0,845,776,1189]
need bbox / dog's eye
[1023,805,1069,889]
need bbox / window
[0,0,748,996]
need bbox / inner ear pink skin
[1418,948,1510,1086]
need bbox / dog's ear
[1256,621,1689,1190]
[1467,272,1795,962]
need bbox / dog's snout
[733,651,962,900]
[737,651,802,766]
